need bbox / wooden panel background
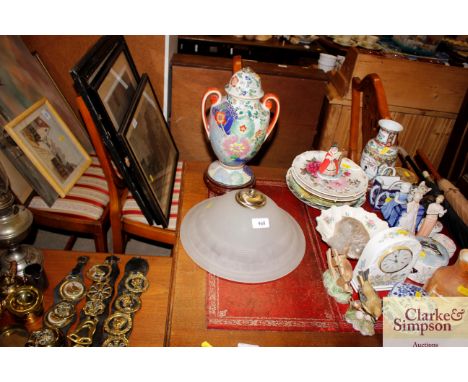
[321,51,468,169]
[351,54,468,114]
[171,55,328,168]
[321,103,455,168]
[21,35,166,124]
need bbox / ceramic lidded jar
[202,67,280,190]
[360,119,403,181]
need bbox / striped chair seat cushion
[122,161,182,230]
[28,154,109,221]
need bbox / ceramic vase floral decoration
[360,119,403,181]
[202,67,280,188]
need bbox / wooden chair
[76,96,182,254]
[348,73,391,163]
[28,152,111,252]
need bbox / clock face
[379,247,413,273]
[351,227,422,292]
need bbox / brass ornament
[87,263,112,283]
[86,282,112,301]
[104,312,132,336]
[115,293,141,314]
[59,276,86,302]
[124,272,149,294]
[44,301,75,329]
[82,299,106,317]
[102,335,129,347]
[26,327,63,347]
[67,317,99,346]
[5,285,43,319]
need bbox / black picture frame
[119,74,179,228]
[70,36,159,225]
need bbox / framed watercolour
[4,98,91,197]
[71,35,160,225]
[119,74,179,227]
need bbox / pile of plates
[286,151,368,210]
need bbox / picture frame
[91,43,139,131]
[71,35,160,225]
[0,36,93,205]
[3,98,91,197]
[119,74,179,228]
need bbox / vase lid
[180,189,305,283]
[225,67,264,99]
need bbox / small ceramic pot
[360,119,403,181]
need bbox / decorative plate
[431,233,457,258]
[290,166,366,202]
[389,282,428,297]
[291,151,368,200]
[286,168,365,210]
[408,237,450,285]
[316,205,389,258]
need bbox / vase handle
[261,93,280,140]
[202,88,222,138]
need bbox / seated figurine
[318,144,342,178]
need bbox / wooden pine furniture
[166,162,381,346]
[348,73,391,163]
[76,96,182,254]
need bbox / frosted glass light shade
[180,189,305,283]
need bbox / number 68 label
[252,218,270,229]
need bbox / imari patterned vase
[360,119,403,181]
[202,67,280,189]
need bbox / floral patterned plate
[290,166,365,202]
[286,168,365,210]
[316,205,389,256]
[291,151,368,200]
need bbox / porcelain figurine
[322,248,353,304]
[397,190,423,234]
[381,182,412,226]
[202,67,280,189]
[417,195,447,237]
[360,119,403,181]
[357,269,382,320]
[318,144,342,178]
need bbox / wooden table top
[1,250,172,347]
[166,161,382,346]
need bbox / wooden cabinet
[321,49,468,168]
[170,54,328,168]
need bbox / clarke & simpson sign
[383,297,468,346]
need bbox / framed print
[91,45,139,130]
[71,35,159,225]
[0,35,93,205]
[4,98,91,197]
[119,74,179,227]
